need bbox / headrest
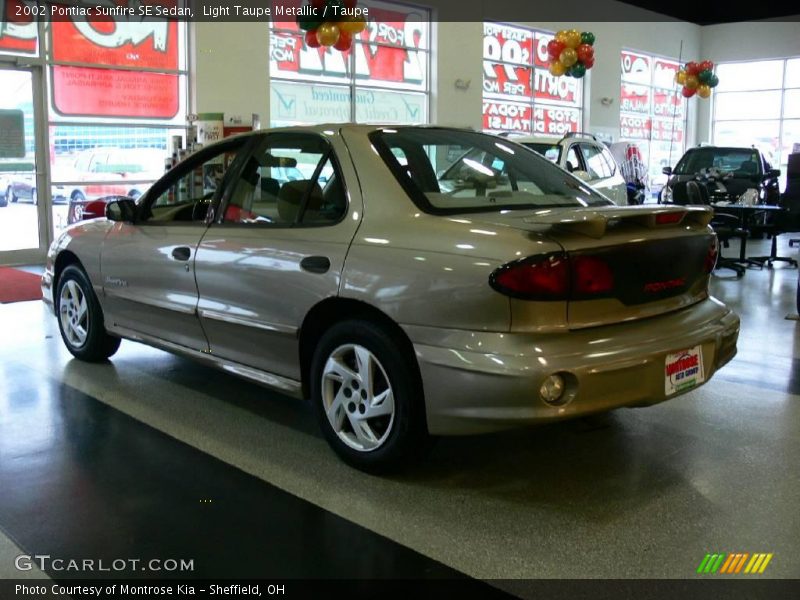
[277,180,323,222]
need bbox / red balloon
[582,55,595,69]
[682,85,696,98]
[305,29,321,48]
[547,39,566,60]
[334,31,352,51]
[699,60,714,72]
[576,43,594,63]
[685,61,700,76]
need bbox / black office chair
[752,153,800,268]
[710,212,747,278]
[670,179,709,205]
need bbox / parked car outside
[2,166,70,206]
[508,133,628,205]
[42,125,740,471]
[660,146,781,205]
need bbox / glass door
[0,65,49,265]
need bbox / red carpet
[0,267,43,303]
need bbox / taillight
[705,235,719,273]
[490,252,614,300]
[655,211,685,225]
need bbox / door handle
[300,256,331,274]
[172,246,191,261]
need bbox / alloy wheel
[321,344,395,452]
[59,280,89,348]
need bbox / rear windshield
[369,128,611,214]
[675,148,761,176]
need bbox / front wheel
[56,265,121,362]
[6,186,16,203]
[310,319,430,472]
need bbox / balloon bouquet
[546,30,596,79]
[675,61,719,99]
[296,0,367,51]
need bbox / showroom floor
[1,238,799,588]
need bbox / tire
[31,188,37,206]
[7,186,16,203]
[310,319,430,472]
[56,265,121,362]
[0,191,6,208]
[72,191,86,203]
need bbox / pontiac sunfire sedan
[42,125,740,471]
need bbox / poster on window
[0,0,37,54]
[532,105,580,136]
[652,88,685,119]
[52,66,179,119]
[483,61,532,99]
[269,0,427,91]
[621,51,651,85]
[621,84,651,114]
[651,118,684,143]
[653,58,681,89]
[482,100,532,134]
[620,113,652,140]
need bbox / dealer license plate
[664,345,705,396]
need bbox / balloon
[569,63,587,78]
[708,74,720,88]
[698,69,714,84]
[576,43,594,63]
[685,61,700,76]
[547,39,566,60]
[305,29,320,48]
[317,22,340,46]
[564,29,582,49]
[582,55,595,69]
[675,70,687,85]
[559,47,578,68]
[684,74,699,90]
[699,60,714,72]
[555,30,570,44]
[297,16,322,31]
[549,61,568,76]
[682,86,696,98]
[333,31,352,51]
[697,84,712,99]
[339,15,366,34]
[580,31,595,46]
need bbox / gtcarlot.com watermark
[15,554,195,573]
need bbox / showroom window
[482,23,584,136]
[619,50,687,187]
[712,58,800,189]
[268,0,430,126]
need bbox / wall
[696,21,800,143]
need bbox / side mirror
[105,198,137,222]
[765,168,781,179]
[572,170,592,182]
[662,166,673,176]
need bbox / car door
[193,132,362,381]
[100,138,249,351]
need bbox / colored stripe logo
[697,553,773,574]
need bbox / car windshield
[674,148,761,177]
[520,142,562,163]
[370,128,611,214]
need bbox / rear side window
[223,134,347,226]
[370,128,611,215]
[580,143,614,179]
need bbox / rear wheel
[310,319,430,472]
[7,186,16,203]
[56,265,120,362]
[31,188,37,206]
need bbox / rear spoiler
[522,206,713,239]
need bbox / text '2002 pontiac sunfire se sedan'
[42,125,740,471]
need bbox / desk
[710,204,784,268]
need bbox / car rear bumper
[405,297,739,435]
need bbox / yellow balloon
[697,84,712,98]
[559,47,578,68]
[565,29,582,49]
[675,70,687,85]
[555,30,570,44]
[685,74,699,90]
[317,23,340,47]
[340,16,366,35]
[549,61,568,76]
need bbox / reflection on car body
[42,125,740,471]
